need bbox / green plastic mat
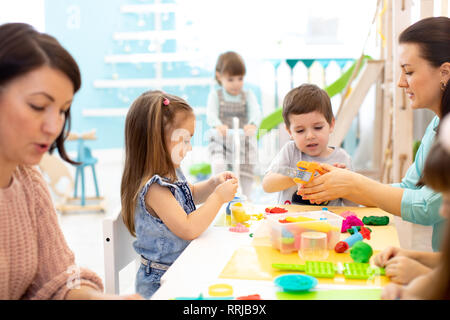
[276,288,382,300]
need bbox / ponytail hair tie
[163,98,170,106]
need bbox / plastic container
[226,196,247,226]
[267,210,343,254]
[299,232,329,261]
[230,202,251,223]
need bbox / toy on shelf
[293,161,326,185]
[341,215,364,233]
[272,261,385,280]
[335,226,371,253]
[274,274,318,292]
[362,216,390,225]
[350,242,373,263]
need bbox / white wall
[0,0,45,30]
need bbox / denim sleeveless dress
[133,168,196,299]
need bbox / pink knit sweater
[0,165,103,299]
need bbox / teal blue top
[391,116,444,251]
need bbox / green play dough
[350,242,373,263]
[362,216,389,225]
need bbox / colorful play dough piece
[341,215,364,233]
[350,241,373,263]
[347,226,372,235]
[229,223,249,233]
[274,274,318,292]
[265,207,288,214]
[362,216,390,226]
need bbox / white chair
[102,210,139,294]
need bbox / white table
[151,204,394,300]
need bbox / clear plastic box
[267,210,344,254]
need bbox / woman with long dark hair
[299,17,450,253]
[0,23,141,299]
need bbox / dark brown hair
[215,51,246,85]
[421,141,450,300]
[282,83,334,127]
[422,142,450,195]
[0,22,81,164]
[121,90,194,236]
[399,16,450,69]
[399,16,450,118]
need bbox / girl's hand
[384,256,431,284]
[297,163,355,204]
[374,246,408,267]
[243,124,257,136]
[381,283,405,300]
[213,171,237,186]
[216,125,228,137]
[214,178,238,203]
[333,162,347,169]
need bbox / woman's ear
[440,62,450,84]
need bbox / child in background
[121,91,238,299]
[262,84,354,206]
[381,114,450,300]
[207,51,261,200]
